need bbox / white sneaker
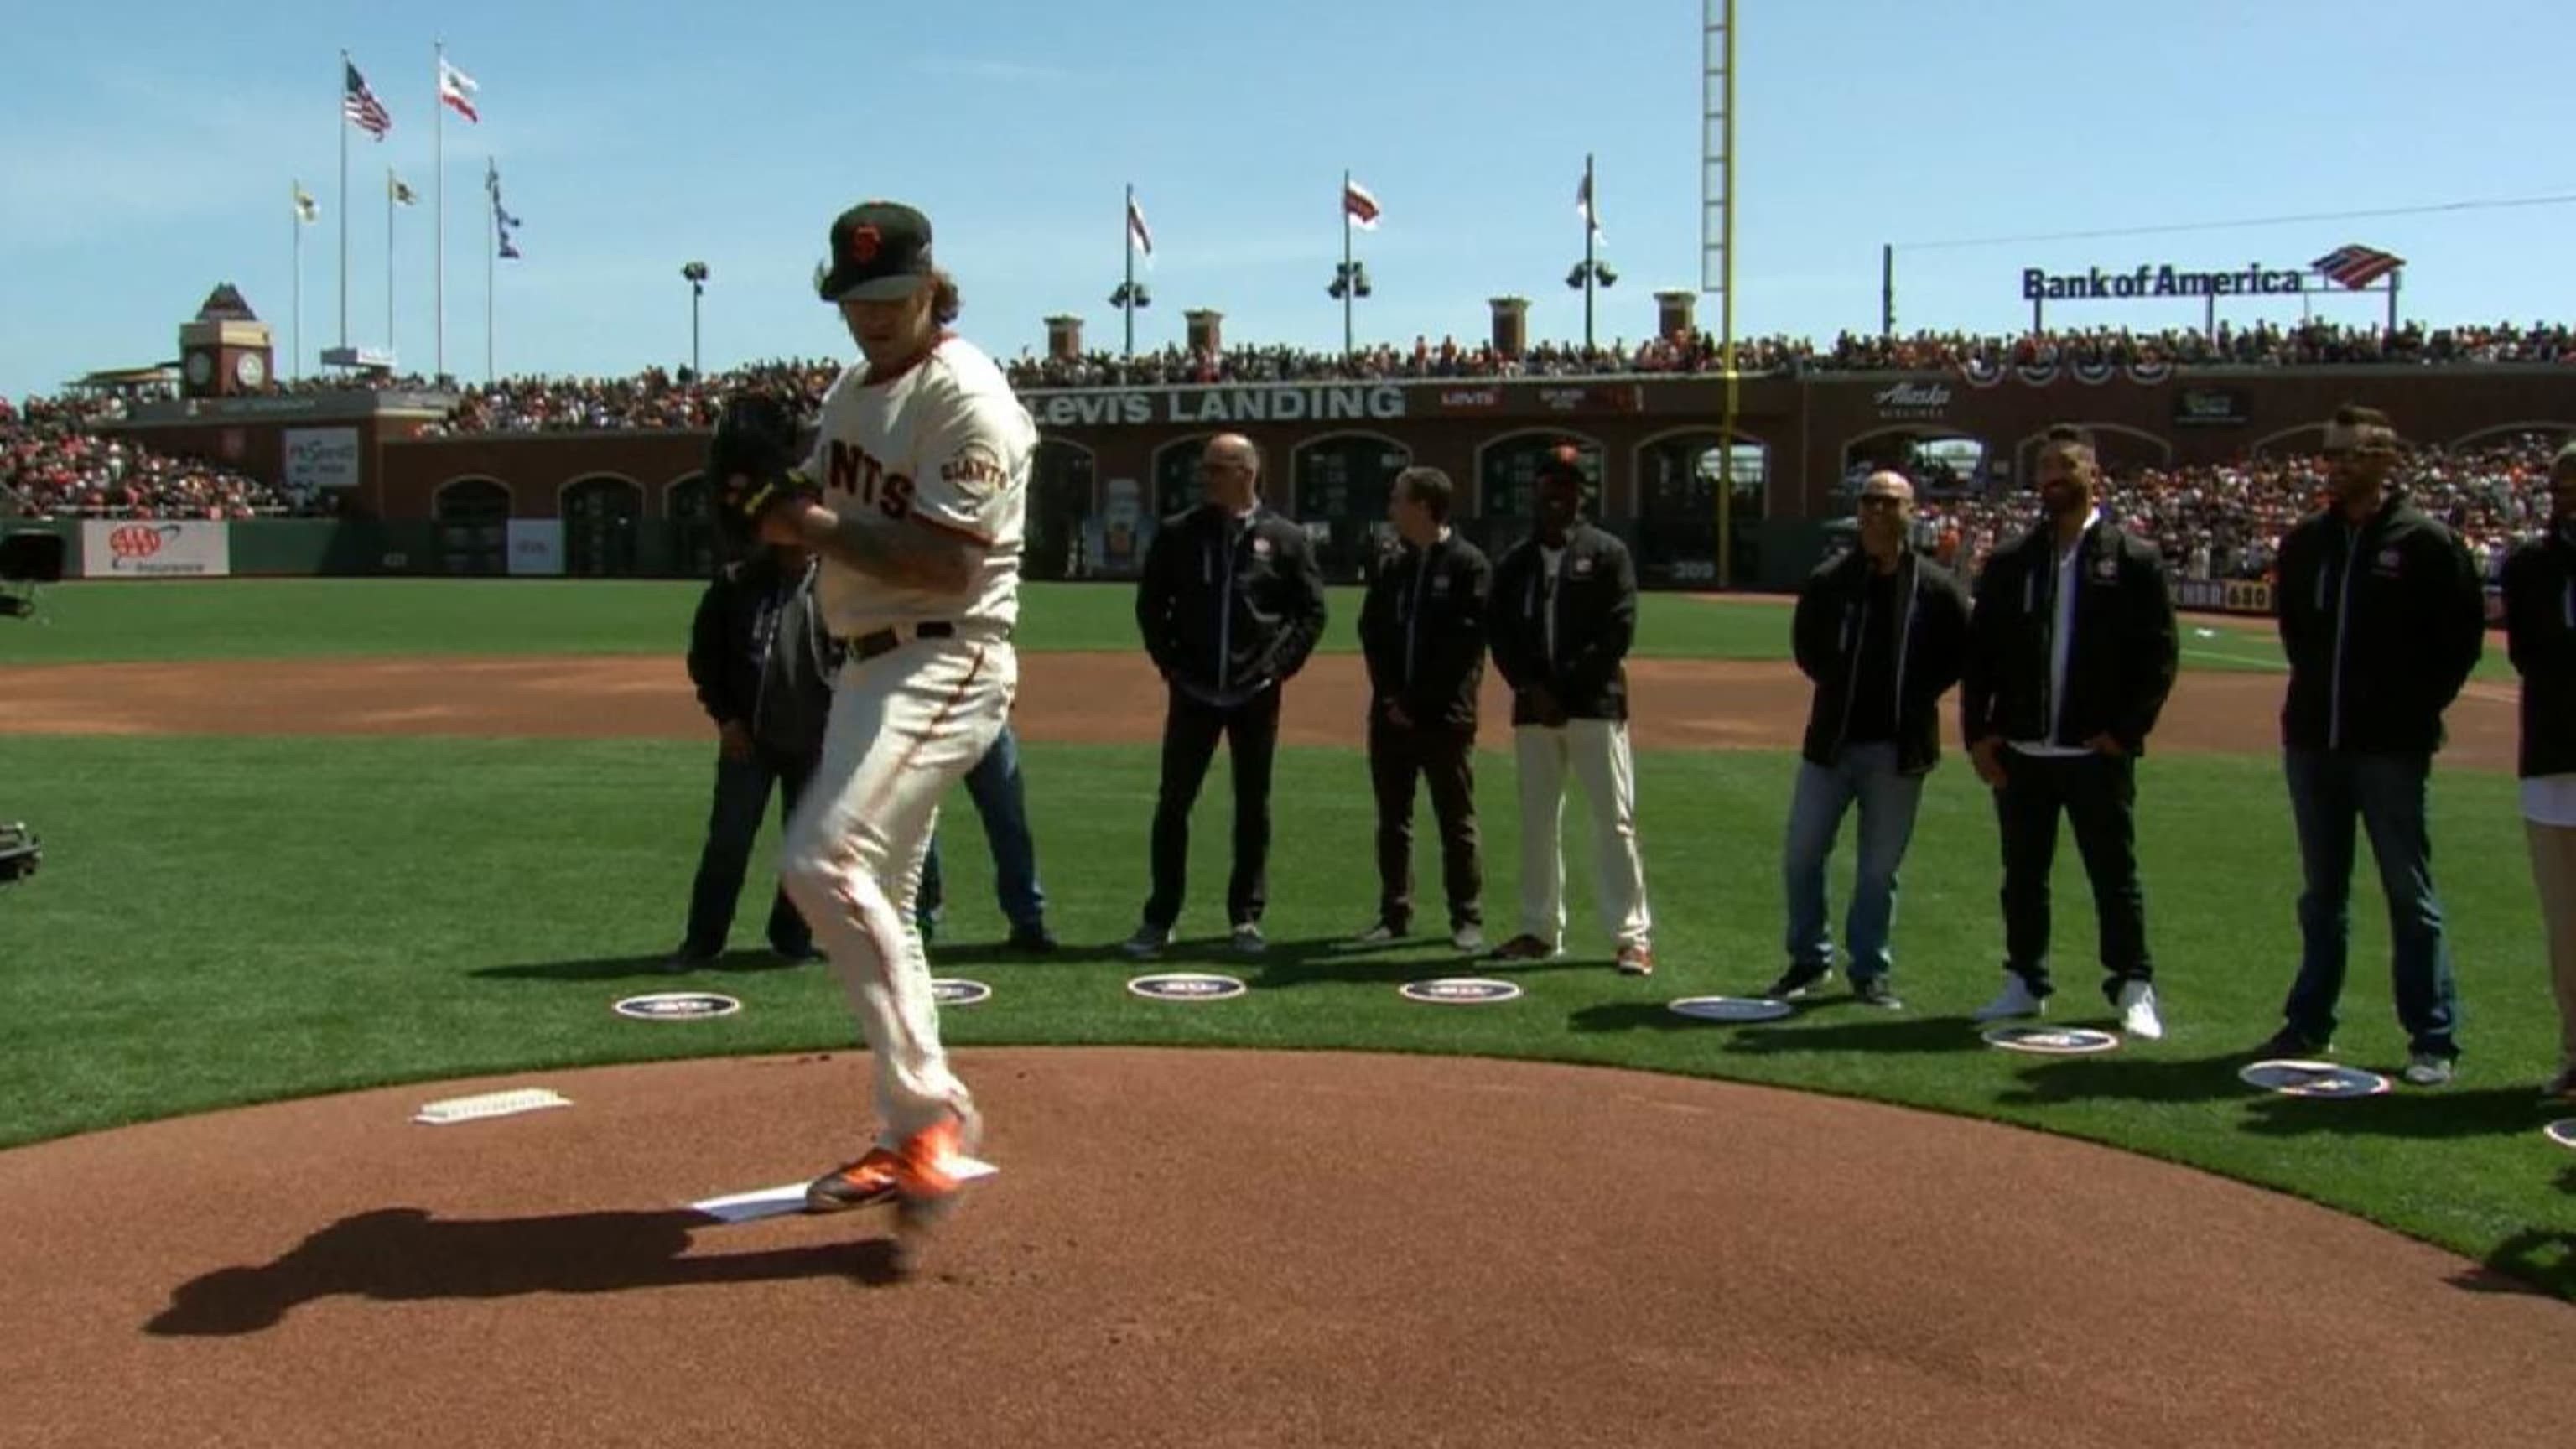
[1450,924,1486,954]
[2116,980,2163,1040]
[1231,922,1267,956]
[1351,922,1400,946]
[1972,974,2047,1022]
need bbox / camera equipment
[1,530,65,620]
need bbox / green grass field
[2,580,2566,1298]
[0,579,1788,665]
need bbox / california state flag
[1343,177,1380,231]
[439,58,480,122]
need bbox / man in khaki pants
[2502,440,2576,1103]
[1484,445,1654,976]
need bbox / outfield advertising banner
[505,519,564,576]
[80,520,231,579]
[283,428,363,492]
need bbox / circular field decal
[612,992,742,1021]
[932,979,993,1006]
[1666,996,1794,1023]
[1126,973,1248,1002]
[2545,1119,2576,1153]
[2239,1059,2392,1099]
[1981,1025,2120,1055]
[1399,978,1524,1005]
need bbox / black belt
[848,621,957,662]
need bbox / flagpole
[386,168,397,361]
[1124,183,1137,361]
[337,49,350,355]
[486,157,496,382]
[1341,169,1354,358]
[1582,152,1597,351]
[435,39,446,382]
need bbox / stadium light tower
[681,261,710,377]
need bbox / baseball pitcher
[709,200,1031,1227]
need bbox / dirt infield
[0,650,2525,769]
[6,1048,2571,1449]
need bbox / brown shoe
[1615,944,1655,977]
[1486,933,1559,963]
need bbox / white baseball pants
[781,634,1015,1150]
[1513,719,1654,952]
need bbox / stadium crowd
[1910,432,2563,584]
[184,319,2568,434]
[0,394,324,521]
[1000,319,2573,391]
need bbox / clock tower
[176,283,275,399]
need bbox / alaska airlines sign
[2021,262,2309,302]
[1025,383,1407,429]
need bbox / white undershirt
[2525,776,2576,827]
[1540,544,1566,662]
[2012,512,2099,758]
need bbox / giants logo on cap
[846,224,880,263]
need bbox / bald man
[1764,471,1970,1009]
[1126,433,1330,957]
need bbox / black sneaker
[1852,977,1904,1010]
[1762,963,1833,1000]
[2251,1026,2331,1059]
[1006,922,1060,954]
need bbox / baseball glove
[704,390,818,552]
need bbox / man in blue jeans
[913,719,1057,953]
[2262,404,2488,1085]
[1763,471,1969,1010]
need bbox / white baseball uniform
[778,333,1032,1153]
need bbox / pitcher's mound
[4,1049,2570,1448]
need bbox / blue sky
[3,0,2568,398]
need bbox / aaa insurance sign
[80,521,231,578]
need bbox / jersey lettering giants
[802,335,1036,638]
[824,440,918,521]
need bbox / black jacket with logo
[1135,502,1330,704]
[687,553,837,764]
[1488,522,1637,724]
[2276,491,2487,756]
[1962,515,2179,756]
[1358,530,1491,732]
[2501,527,2576,780]
[1794,548,1971,775]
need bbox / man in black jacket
[2504,439,2576,1102]
[1354,465,1491,952]
[1961,426,2179,1036]
[672,543,837,969]
[1764,470,1970,1010]
[2261,405,2489,1085]
[1486,445,1656,975]
[1125,433,1331,957]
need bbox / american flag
[1576,170,1602,241]
[343,60,391,139]
[2311,244,2403,289]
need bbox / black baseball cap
[815,200,935,304]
